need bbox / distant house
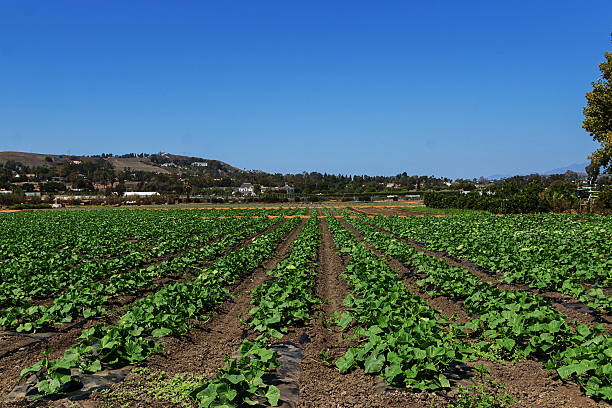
[25,192,41,197]
[55,195,99,201]
[238,183,255,195]
[261,184,294,194]
[161,163,178,168]
[0,190,12,195]
[191,162,208,167]
[123,192,160,198]
[280,183,294,194]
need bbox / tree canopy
[583,32,612,178]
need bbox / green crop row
[326,214,470,391]
[364,212,612,313]
[1,216,277,333]
[190,213,321,407]
[344,213,611,401]
[19,217,301,397]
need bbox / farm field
[0,206,610,408]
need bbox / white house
[238,183,255,195]
[123,192,160,198]
[191,162,208,167]
[280,183,294,194]
[261,184,294,194]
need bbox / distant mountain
[486,173,512,180]
[0,151,248,176]
[542,162,589,175]
[485,162,590,180]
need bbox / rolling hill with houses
[0,151,249,177]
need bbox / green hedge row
[424,191,551,214]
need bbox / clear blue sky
[1,1,611,179]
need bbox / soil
[349,206,450,218]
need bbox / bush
[595,187,612,210]
[424,190,550,214]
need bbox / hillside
[0,151,247,176]
[0,152,98,168]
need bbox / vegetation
[583,32,612,180]
[0,207,609,405]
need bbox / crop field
[0,206,610,408]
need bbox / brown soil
[457,359,608,408]
[349,206,450,218]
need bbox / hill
[0,151,247,177]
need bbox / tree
[583,32,612,176]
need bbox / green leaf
[20,360,43,381]
[496,337,515,352]
[224,374,244,384]
[265,385,280,406]
[438,374,450,388]
[151,327,172,338]
[336,350,355,373]
[268,328,283,339]
[85,359,102,373]
[364,353,385,374]
[338,311,352,329]
[383,363,402,382]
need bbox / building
[123,192,160,198]
[161,163,178,168]
[238,183,255,195]
[279,183,294,194]
[191,162,208,167]
[55,195,100,201]
[261,184,295,194]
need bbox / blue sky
[0,1,610,179]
